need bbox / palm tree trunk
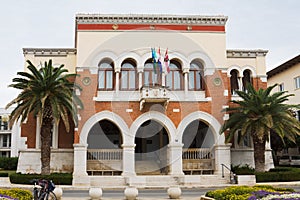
[40,120,52,175]
[252,134,267,172]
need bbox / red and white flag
[164,48,170,74]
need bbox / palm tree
[220,84,300,172]
[6,60,83,175]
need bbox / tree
[220,84,300,172]
[6,60,83,175]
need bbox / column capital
[73,143,88,149]
[168,142,184,148]
[122,144,136,148]
[137,66,144,73]
[115,67,121,73]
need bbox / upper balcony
[139,85,169,110]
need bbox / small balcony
[140,85,169,110]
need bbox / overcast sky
[0,0,299,108]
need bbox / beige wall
[76,31,226,68]
[268,63,300,105]
[23,54,77,74]
[227,56,266,77]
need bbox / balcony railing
[87,149,122,160]
[182,148,212,159]
[140,85,169,110]
[182,148,214,174]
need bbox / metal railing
[221,164,236,184]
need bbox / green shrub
[256,167,300,182]
[232,164,255,175]
[9,172,72,185]
[0,157,18,170]
[0,172,9,177]
[0,188,32,200]
[205,185,294,200]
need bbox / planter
[236,175,256,186]
[0,177,11,187]
[200,196,215,200]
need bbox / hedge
[255,167,300,182]
[0,172,9,177]
[0,188,32,200]
[9,173,72,185]
[0,157,18,170]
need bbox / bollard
[124,187,138,200]
[167,186,181,199]
[89,187,102,200]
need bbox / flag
[151,48,159,74]
[164,48,170,74]
[157,47,163,73]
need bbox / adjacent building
[0,108,22,158]
[267,54,300,119]
[267,54,300,158]
[17,14,272,187]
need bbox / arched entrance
[182,120,215,175]
[86,119,123,175]
[135,120,169,175]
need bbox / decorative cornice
[227,49,268,58]
[23,48,77,56]
[76,14,228,26]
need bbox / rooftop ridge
[76,13,228,26]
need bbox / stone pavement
[3,181,300,200]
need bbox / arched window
[98,59,114,90]
[166,60,183,90]
[189,60,204,91]
[120,59,137,90]
[230,70,239,95]
[242,70,252,91]
[144,59,157,87]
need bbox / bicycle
[32,179,57,200]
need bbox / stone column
[182,68,189,97]
[213,144,232,176]
[238,76,243,91]
[115,71,120,93]
[137,67,144,89]
[162,72,166,87]
[73,143,89,186]
[168,143,184,176]
[122,144,136,177]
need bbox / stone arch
[227,65,242,77]
[130,111,176,145]
[242,65,257,77]
[118,51,141,69]
[80,111,129,145]
[188,52,215,75]
[177,111,224,145]
[85,50,118,68]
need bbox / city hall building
[18,14,273,187]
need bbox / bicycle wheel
[43,191,57,200]
[33,188,39,200]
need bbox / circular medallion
[213,77,222,86]
[82,77,91,86]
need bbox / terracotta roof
[267,54,300,78]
